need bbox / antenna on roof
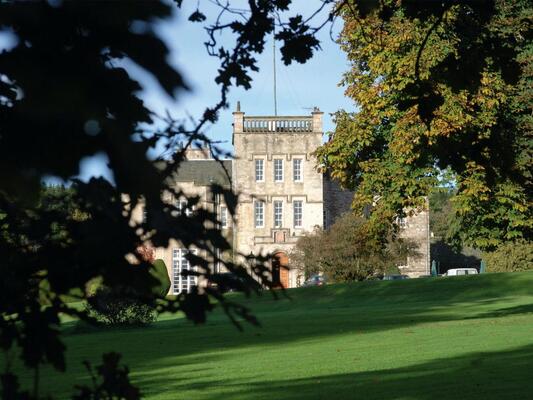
[273,29,277,116]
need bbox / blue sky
[149,1,354,148]
[1,1,355,182]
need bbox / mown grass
[14,272,533,399]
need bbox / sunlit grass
[15,272,533,399]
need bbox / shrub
[86,286,157,326]
[151,259,171,297]
[84,260,169,326]
[85,276,104,297]
[485,240,533,273]
[289,226,324,281]
[291,213,418,283]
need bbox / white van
[444,268,479,276]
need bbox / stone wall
[184,147,212,160]
[322,176,431,277]
[323,173,355,229]
[398,206,430,277]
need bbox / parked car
[382,274,410,281]
[443,268,478,276]
[302,274,327,287]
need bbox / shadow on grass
[52,273,533,364]
[34,272,533,398]
[138,344,533,400]
[467,303,533,319]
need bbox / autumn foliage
[316,0,532,250]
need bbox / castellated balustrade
[232,103,323,136]
[243,116,313,133]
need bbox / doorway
[272,252,289,288]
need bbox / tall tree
[316,0,532,250]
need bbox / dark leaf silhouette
[0,0,340,397]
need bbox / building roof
[172,159,232,187]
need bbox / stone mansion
[145,104,430,293]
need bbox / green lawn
[16,272,533,399]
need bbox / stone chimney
[184,147,211,160]
[311,107,323,133]
[232,101,245,140]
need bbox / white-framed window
[273,200,283,228]
[220,205,228,229]
[274,158,283,182]
[177,200,194,216]
[293,200,303,228]
[172,248,198,294]
[255,159,264,182]
[215,248,222,273]
[254,200,264,227]
[293,158,303,182]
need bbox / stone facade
[398,205,431,277]
[323,173,355,229]
[135,159,233,294]
[152,105,430,292]
[232,107,324,288]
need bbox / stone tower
[232,104,324,288]
[150,104,430,294]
